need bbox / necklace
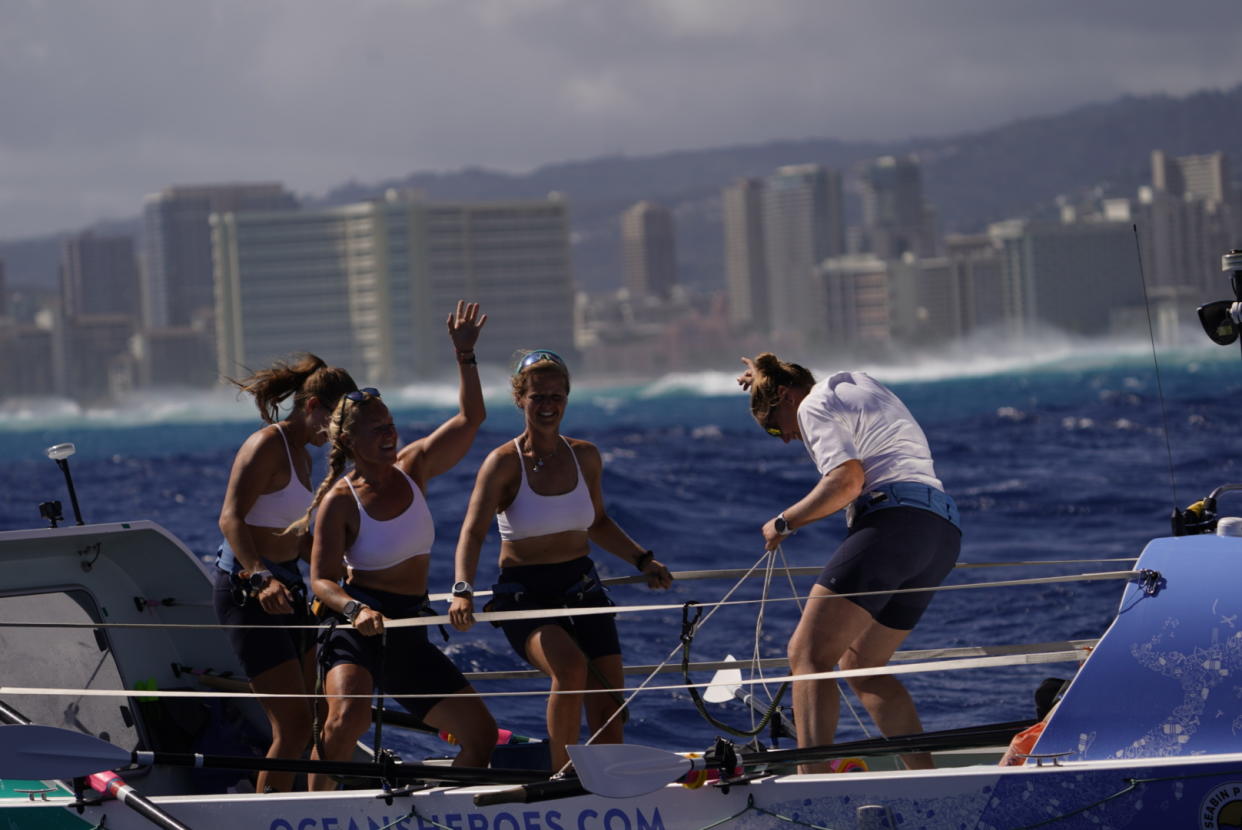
[528,439,559,473]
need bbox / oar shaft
[741,719,1035,766]
[0,704,193,830]
[131,750,545,785]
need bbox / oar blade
[567,743,691,798]
[702,654,743,704]
[0,724,130,779]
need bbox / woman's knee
[323,699,371,740]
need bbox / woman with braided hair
[739,352,960,772]
[304,301,495,789]
[214,353,359,793]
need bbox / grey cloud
[1,0,1241,239]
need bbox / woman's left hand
[641,557,673,590]
[446,300,487,353]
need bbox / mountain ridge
[4,84,1240,294]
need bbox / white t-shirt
[796,371,943,492]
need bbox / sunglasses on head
[345,387,381,403]
[515,350,567,375]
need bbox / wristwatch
[451,581,473,598]
[342,600,366,623]
[244,570,273,591]
[774,513,795,537]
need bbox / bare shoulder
[318,478,358,522]
[483,440,522,474]
[565,436,602,470]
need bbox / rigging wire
[1132,222,1180,509]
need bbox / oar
[0,702,193,830]
[702,656,796,740]
[568,719,1034,798]
[0,725,547,787]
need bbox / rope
[425,557,1140,600]
[0,570,1143,632]
[564,549,780,775]
[696,794,835,830]
[0,642,1091,701]
[682,601,789,738]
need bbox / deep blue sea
[3,340,1241,759]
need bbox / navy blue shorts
[816,506,961,630]
[212,560,315,678]
[489,557,621,663]
[319,586,469,720]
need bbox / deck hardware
[14,787,56,801]
[1137,569,1164,596]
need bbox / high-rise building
[62,314,135,404]
[763,164,845,347]
[1142,151,1237,298]
[989,219,1144,338]
[945,234,1009,337]
[722,178,769,331]
[859,155,938,259]
[143,183,298,329]
[1152,150,1229,203]
[60,232,139,318]
[213,191,575,384]
[620,201,676,299]
[816,255,892,354]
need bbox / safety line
[0,644,1092,701]
[0,570,1141,631]
[425,558,1140,600]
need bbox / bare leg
[249,648,317,792]
[421,688,497,768]
[309,664,374,791]
[583,653,625,745]
[524,625,588,770]
[786,586,875,773]
[841,622,931,770]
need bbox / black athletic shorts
[319,586,469,720]
[489,557,621,663]
[816,506,961,630]
[212,558,315,678]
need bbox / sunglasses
[345,387,381,403]
[763,409,783,439]
[1198,301,1238,345]
[514,350,567,375]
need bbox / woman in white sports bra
[449,349,673,770]
[214,354,358,793]
[303,302,495,788]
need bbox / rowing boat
[3,490,1242,830]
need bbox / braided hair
[284,389,381,535]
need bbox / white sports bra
[497,437,596,542]
[244,425,313,529]
[344,467,434,571]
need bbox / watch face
[775,517,789,534]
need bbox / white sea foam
[0,335,1227,430]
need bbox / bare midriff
[346,553,431,596]
[244,523,301,566]
[499,529,590,568]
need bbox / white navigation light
[46,443,76,461]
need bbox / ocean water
[3,339,1241,758]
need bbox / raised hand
[447,301,488,353]
[737,356,757,391]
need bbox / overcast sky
[3,0,1241,240]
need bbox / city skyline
[4,1,1242,240]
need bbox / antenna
[45,442,85,526]
[1131,225,1179,510]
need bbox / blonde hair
[230,353,357,424]
[284,390,381,535]
[747,352,816,422]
